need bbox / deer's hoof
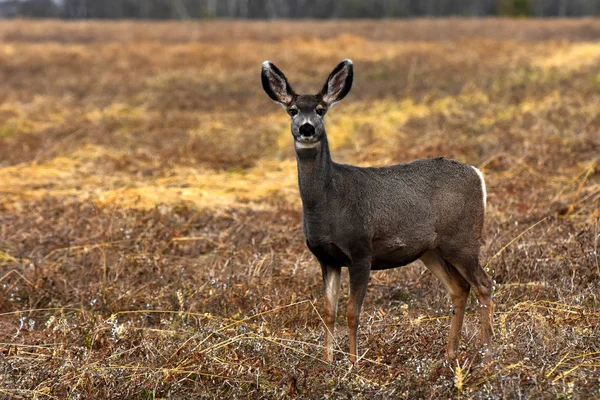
[446,351,457,364]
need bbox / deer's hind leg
[421,250,470,362]
[444,251,494,354]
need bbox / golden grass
[533,42,600,71]
[1,19,599,399]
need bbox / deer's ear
[262,61,294,105]
[320,59,353,106]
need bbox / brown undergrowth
[0,19,599,399]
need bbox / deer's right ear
[262,61,294,105]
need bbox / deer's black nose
[299,123,315,138]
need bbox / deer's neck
[296,136,334,211]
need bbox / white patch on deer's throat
[471,166,487,212]
[295,141,319,149]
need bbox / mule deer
[261,59,494,363]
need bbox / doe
[261,59,494,363]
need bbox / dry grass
[1,19,599,399]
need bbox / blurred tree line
[1,0,599,19]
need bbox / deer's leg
[447,253,494,353]
[321,263,341,362]
[421,251,470,362]
[347,260,370,363]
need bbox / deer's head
[261,59,353,151]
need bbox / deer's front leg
[347,259,371,363]
[321,263,341,362]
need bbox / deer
[261,59,494,364]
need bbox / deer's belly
[371,241,426,270]
[371,253,425,270]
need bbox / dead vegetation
[0,19,599,399]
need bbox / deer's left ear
[320,59,353,106]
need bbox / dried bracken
[0,19,599,399]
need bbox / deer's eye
[316,108,326,116]
[288,109,298,117]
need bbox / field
[1,19,600,399]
